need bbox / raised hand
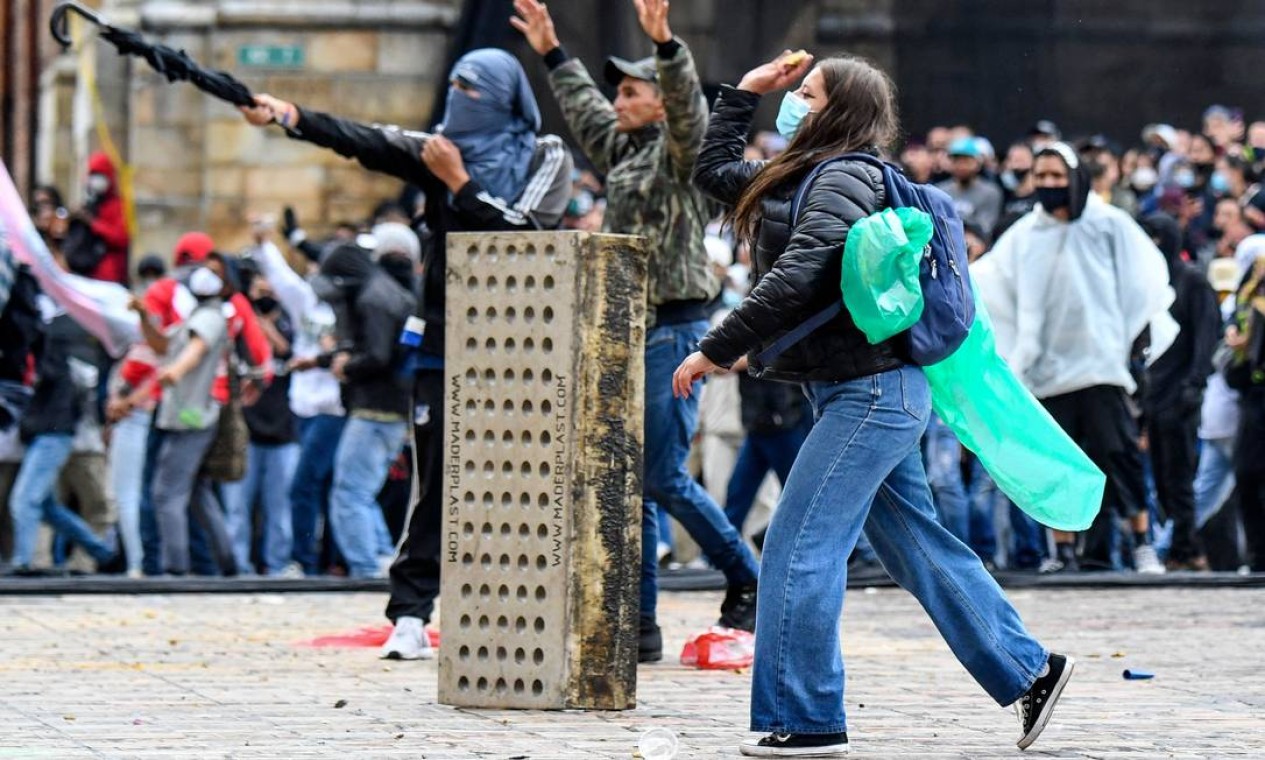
[510,0,561,56]
[632,0,672,44]
[737,50,815,95]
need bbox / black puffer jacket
[319,245,415,418]
[693,86,904,383]
[20,313,87,442]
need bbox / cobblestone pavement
[2,587,1262,759]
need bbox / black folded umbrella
[50,1,256,108]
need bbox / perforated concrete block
[439,231,647,710]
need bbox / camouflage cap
[603,56,658,87]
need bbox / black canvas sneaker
[718,582,758,632]
[638,620,663,663]
[739,732,849,757]
[1016,653,1075,750]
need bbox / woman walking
[675,52,1073,757]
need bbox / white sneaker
[656,541,672,563]
[380,616,434,660]
[276,562,305,580]
[1133,544,1166,575]
[1036,558,1065,575]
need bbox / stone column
[439,230,647,710]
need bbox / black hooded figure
[1033,142,1093,222]
[314,243,415,421]
[303,242,418,579]
[1138,213,1221,568]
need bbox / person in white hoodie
[974,141,1178,575]
[245,223,345,576]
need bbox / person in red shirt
[81,152,130,285]
[107,232,273,575]
[125,232,274,404]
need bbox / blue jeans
[290,414,346,574]
[109,408,150,574]
[966,456,1045,569]
[1194,437,1235,529]
[151,427,235,575]
[724,419,811,535]
[10,434,114,568]
[922,412,971,543]
[965,456,999,563]
[752,367,1047,733]
[138,426,218,574]
[654,501,674,552]
[642,320,760,623]
[329,417,406,578]
[223,441,300,574]
[1008,503,1047,569]
[139,425,164,576]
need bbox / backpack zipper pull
[930,256,938,279]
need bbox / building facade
[5,0,1265,263]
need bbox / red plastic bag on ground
[680,627,755,670]
[296,625,440,649]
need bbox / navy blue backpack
[755,153,975,367]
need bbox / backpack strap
[754,301,842,367]
[755,153,885,369]
[789,158,840,225]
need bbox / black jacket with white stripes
[286,107,573,356]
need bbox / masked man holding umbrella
[241,48,573,659]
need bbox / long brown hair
[730,55,900,246]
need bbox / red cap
[173,231,215,266]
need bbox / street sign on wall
[237,45,305,69]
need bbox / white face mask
[1131,166,1158,192]
[85,173,110,198]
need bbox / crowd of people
[0,0,1261,682]
[898,108,1264,577]
[4,98,1264,585]
[2,46,1264,585]
[624,108,1265,579]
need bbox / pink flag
[0,160,140,357]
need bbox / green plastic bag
[841,207,934,344]
[923,292,1104,531]
[840,207,1102,530]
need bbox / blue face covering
[1210,171,1231,195]
[775,92,812,141]
[439,49,542,204]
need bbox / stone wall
[63,0,459,261]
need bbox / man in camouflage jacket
[514,0,760,663]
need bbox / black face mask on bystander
[1036,186,1071,213]
[253,295,280,315]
